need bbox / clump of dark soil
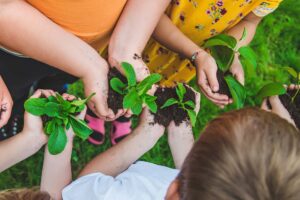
[279,90,300,129]
[216,70,232,98]
[107,68,126,114]
[0,105,7,120]
[152,84,196,127]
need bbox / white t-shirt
[62,161,179,200]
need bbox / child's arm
[0,1,114,120]
[0,89,51,172]
[40,94,82,200]
[153,13,262,107]
[108,0,171,82]
[79,109,165,178]
[167,88,201,169]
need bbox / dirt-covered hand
[194,50,230,107]
[261,96,296,127]
[0,76,13,128]
[83,64,115,121]
[230,53,245,85]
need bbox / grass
[0,0,298,189]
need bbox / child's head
[166,108,300,200]
[0,188,50,200]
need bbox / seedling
[110,62,161,115]
[160,83,197,126]
[24,93,94,155]
[283,66,300,102]
[204,28,256,109]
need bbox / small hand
[230,53,245,85]
[22,89,56,142]
[194,50,230,108]
[260,84,299,127]
[82,64,117,121]
[0,76,13,128]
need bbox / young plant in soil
[161,83,197,126]
[204,28,256,109]
[24,93,94,155]
[256,67,300,129]
[150,83,196,127]
[110,62,161,115]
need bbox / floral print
[143,0,283,86]
[206,1,228,24]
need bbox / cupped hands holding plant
[0,76,13,128]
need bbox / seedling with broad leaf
[161,83,197,126]
[24,93,95,155]
[110,62,161,115]
[203,28,256,109]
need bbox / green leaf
[204,34,237,49]
[110,78,127,95]
[239,28,248,42]
[239,55,256,78]
[144,99,157,113]
[224,75,246,109]
[121,62,136,87]
[61,100,72,111]
[238,46,257,73]
[71,93,95,107]
[123,90,140,109]
[176,83,186,102]
[48,96,59,103]
[256,83,287,100]
[210,46,235,72]
[187,109,197,126]
[137,74,161,95]
[48,124,67,155]
[44,120,55,135]
[161,98,178,109]
[283,66,298,79]
[55,93,65,103]
[69,116,93,140]
[24,98,48,116]
[131,100,143,115]
[184,100,195,109]
[44,102,61,117]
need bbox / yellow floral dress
[143,0,283,86]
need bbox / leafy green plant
[161,83,197,126]
[204,28,256,109]
[256,82,287,103]
[283,66,300,102]
[24,93,94,155]
[110,62,162,115]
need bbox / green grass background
[0,0,299,189]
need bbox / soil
[152,84,196,127]
[107,68,127,114]
[279,90,300,129]
[0,106,6,120]
[216,70,232,98]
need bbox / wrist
[22,130,47,150]
[82,58,109,80]
[191,49,208,65]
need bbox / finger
[289,84,296,90]
[269,96,283,110]
[199,84,229,105]
[91,95,115,119]
[234,72,245,86]
[30,89,43,98]
[77,106,87,120]
[205,68,219,92]
[261,99,270,111]
[62,93,76,101]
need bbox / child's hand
[138,108,165,138]
[195,50,230,108]
[83,63,116,121]
[230,53,245,86]
[261,85,299,127]
[22,89,56,143]
[0,76,13,128]
[62,93,88,140]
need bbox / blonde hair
[178,107,300,200]
[0,187,50,200]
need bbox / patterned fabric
[144,0,282,86]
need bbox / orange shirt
[26,0,127,51]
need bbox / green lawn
[0,0,298,189]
